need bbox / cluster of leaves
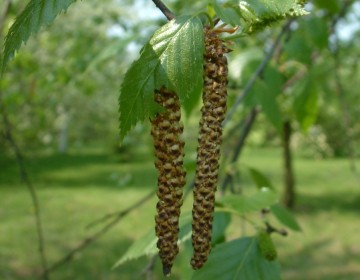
[0,0,308,142]
[0,0,308,278]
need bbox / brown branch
[151,0,174,21]
[85,190,156,229]
[223,19,294,126]
[43,190,156,275]
[0,94,50,280]
[1,2,49,279]
[221,108,259,192]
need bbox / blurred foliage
[0,0,166,154]
[1,0,360,279]
[1,0,359,157]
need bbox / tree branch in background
[0,95,50,280]
[151,0,174,21]
[43,190,156,275]
[221,108,259,192]
[85,190,156,229]
[1,2,49,279]
[281,120,295,208]
[331,1,357,173]
[223,19,294,126]
[220,19,295,193]
[141,255,157,280]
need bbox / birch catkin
[191,27,228,270]
[151,87,186,276]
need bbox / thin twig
[223,19,294,126]
[0,95,50,280]
[43,190,156,275]
[151,0,174,21]
[219,20,295,192]
[1,2,49,279]
[85,190,156,229]
[221,108,259,192]
[140,255,157,280]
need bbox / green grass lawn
[1,146,360,280]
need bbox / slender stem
[141,255,157,280]
[43,190,155,275]
[85,190,155,229]
[1,1,49,279]
[151,0,174,21]
[0,94,50,280]
[223,19,294,126]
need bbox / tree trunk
[58,112,69,154]
[282,120,295,209]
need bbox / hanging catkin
[191,27,228,270]
[150,87,186,276]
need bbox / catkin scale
[191,27,229,270]
[151,87,186,276]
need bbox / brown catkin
[191,27,228,270]
[150,87,186,276]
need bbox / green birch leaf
[211,212,231,245]
[119,15,204,140]
[226,0,308,33]
[271,204,302,231]
[220,187,278,215]
[1,0,79,75]
[248,167,275,190]
[191,237,281,280]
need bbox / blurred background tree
[1,0,360,279]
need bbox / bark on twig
[151,0,174,21]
